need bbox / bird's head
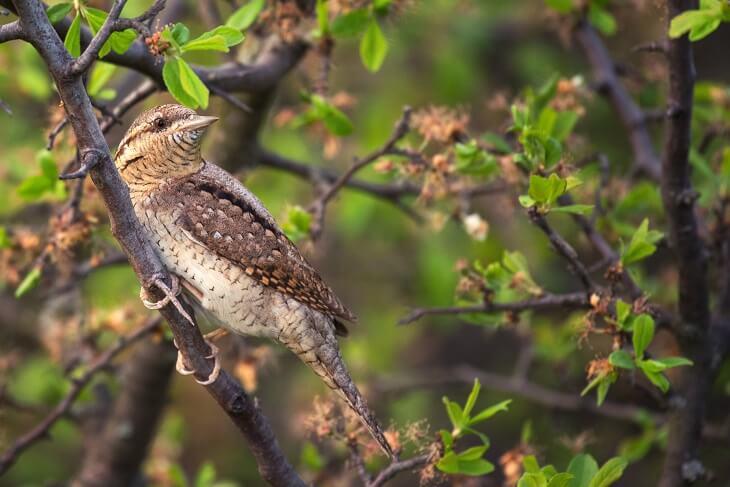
[115,104,218,190]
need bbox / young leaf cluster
[17,150,66,201]
[669,0,730,41]
[517,453,627,487]
[292,93,354,136]
[160,22,245,109]
[455,251,541,325]
[49,2,136,58]
[519,174,592,215]
[316,0,392,73]
[608,312,692,394]
[281,205,313,243]
[437,379,511,476]
[510,75,580,170]
[619,219,662,266]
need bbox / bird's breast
[134,198,285,338]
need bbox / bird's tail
[305,342,394,459]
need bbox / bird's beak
[180,115,219,131]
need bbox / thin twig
[399,292,589,325]
[46,117,69,150]
[308,107,413,239]
[0,317,162,476]
[528,208,595,292]
[367,454,432,487]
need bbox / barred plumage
[115,104,392,458]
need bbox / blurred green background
[1,0,729,485]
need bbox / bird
[114,103,393,458]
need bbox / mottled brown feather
[165,169,357,326]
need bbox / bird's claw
[174,341,221,386]
[139,274,195,326]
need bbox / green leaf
[38,150,57,181]
[181,35,229,53]
[177,58,209,109]
[519,473,546,487]
[87,62,116,97]
[587,457,628,487]
[566,454,598,487]
[15,267,42,298]
[316,0,329,35]
[463,379,480,417]
[163,57,200,108]
[64,12,82,57]
[331,8,372,37]
[309,95,354,136]
[17,176,52,200]
[482,132,512,153]
[458,445,488,461]
[519,195,537,208]
[615,300,631,328]
[457,458,495,476]
[281,205,312,242]
[107,28,137,55]
[468,399,511,425]
[552,204,594,215]
[84,7,136,56]
[47,2,72,23]
[523,455,541,474]
[226,0,266,31]
[621,219,662,265]
[455,140,499,177]
[548,473,574,487]
[185,26,244,51]
[588,4,617,35]
[652,356,694,368]
[443,397,465,431]
[528,173,568,206]
[608,350,635,370]
[360,19,388,72]
[551,111,579,141]
[436,451,460,474]
[439,429,454,450]
[171,22,190,45]
[632,314,655,358]
[194,461,216,487]
[642,368,670,393]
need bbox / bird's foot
[174,340,221,386]
[139,274,195,326]
[204,328,229,342]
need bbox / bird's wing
[169,162,357,325]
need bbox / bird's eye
[153,117,167,130]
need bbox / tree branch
[73,335,177,487]
[574,21,662,181]
[658,1,712,485]
[70,0,128,76]
[0,19,24,43]
[0,317,162,475]
[399,291,589,325]
[12,2,305,485]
